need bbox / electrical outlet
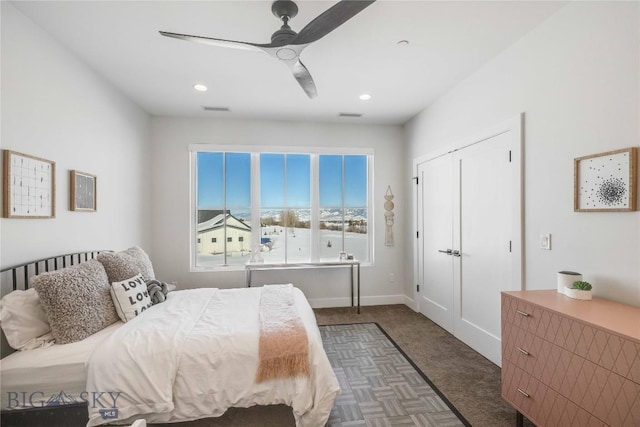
[540,234,552,250]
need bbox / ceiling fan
[160,0,375,98]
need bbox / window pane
[226,153,251,207]
[197,152,223,208]
[287,154,310,207]
[225,209,251,265]
[344,155,367,207]
[344,209,368,262]
[319,155,342,207]
[319,209,343,260]
[260,210,284,263]
[196,209,227,267]
[260,154,284,207]
[286,209,310,263]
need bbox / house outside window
[192,146,372,269]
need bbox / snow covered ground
[197,226,368,267]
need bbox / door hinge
[417,284,420,292]
[509,240,512,252]
[509,150,512,162]
[416,231,419,238]
[412,176,419,185]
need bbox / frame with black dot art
[574,147,637,212]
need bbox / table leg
[516,411,523,427]
[350,265,354,307]
[357,263,360,314]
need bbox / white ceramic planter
[563,288,592,300]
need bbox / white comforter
[85,287,339,427]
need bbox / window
[319,155,368,262]
[193,147,371,269]
[196,152,251,267]
[260,153,311,263]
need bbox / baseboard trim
[404,295,417,311]
[308,294,405,309]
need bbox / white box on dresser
[501,290,640,427]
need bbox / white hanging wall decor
[384,186,394,246]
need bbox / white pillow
[0,288,55,351]
[110,274,153,322]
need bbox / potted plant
[565,280,593,300]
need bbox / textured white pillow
[0,288,55,351]
[110,274,153,322]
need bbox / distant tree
[262,216,276,226]
[282,210,299,228]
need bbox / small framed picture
[574,147,637,212]
[3,150,56,218]
[70,170,97,212]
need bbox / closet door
[452,131,518,366]
[414,115,522,367]
[417,155,454,333]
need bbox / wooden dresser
[501,290,640,427]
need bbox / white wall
[150,117,406,307]
[405,1,640,306]
[0,3,151,271]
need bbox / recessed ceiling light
[193,84,208,92]
[359,93,372,101]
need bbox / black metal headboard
[0,251,107,293]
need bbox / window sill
[191,262,373,273]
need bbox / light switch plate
[540,234,552,250]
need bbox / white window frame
[189,145,374,271]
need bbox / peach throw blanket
[256,284,311,383]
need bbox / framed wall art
[3,150,56,218]
[70,170,97,212]
[574,147,637,212]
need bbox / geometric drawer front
[502,359,610,426]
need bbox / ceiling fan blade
[291,59,318,98]
[159,31,273,52]
[291,0,375,46]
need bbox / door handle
[452,250,461,257]
[438,249,453,255]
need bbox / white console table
[245,260,361,313]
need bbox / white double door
[415,118,522,366]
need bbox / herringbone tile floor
[322,323,468,427]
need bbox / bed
[0,249,340,427]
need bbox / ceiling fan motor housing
[271,26,297,45]
[271,0,299,20]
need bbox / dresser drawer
[502,322,542,374]
[502,359,607,427]
[503,294,539,332]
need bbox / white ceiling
[12,0,567,125]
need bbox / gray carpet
[322,323,469,427]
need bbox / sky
[197,152,367,209]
